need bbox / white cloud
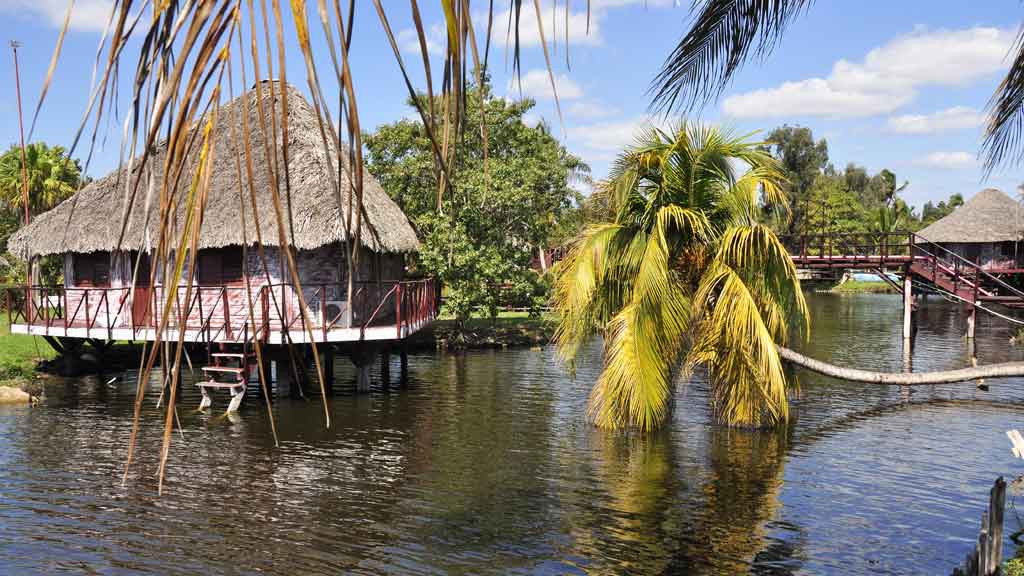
[567,100,619,119]
[724,27,1016,119]
[916,151,977,169]
[886,106,985,134]
[4,0,112,32]
[508,69,583,100]
[566,115,673,163]
[397,25,445,57]
[489,3,603,49]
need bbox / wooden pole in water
[902,266,913,340]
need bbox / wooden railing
[782,232,914,261]
[4,278,438,342]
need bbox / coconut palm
[648,1,1024,170]
[0,143,81,221]
[553,123,808,431]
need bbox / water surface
[1,293,1023,574]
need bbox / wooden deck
[4,279,438,344]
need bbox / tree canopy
[0,142,82,220]
[365,81,588,326]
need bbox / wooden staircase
[198,346,254,412]
[909,238,1024,308]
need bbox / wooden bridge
[784,231,1024,338]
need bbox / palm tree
[0,143,81,221]
[648,1,1024,170]
[552,123,808,431]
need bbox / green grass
[831,280,898,294]
[0,312,56,381]
[413,309,558,349]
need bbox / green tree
[0,142,82,220]
[920,193,964,226]
[365,82,588,328]
[761,126,829,234]
[553,123,807,431]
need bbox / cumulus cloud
[566,115,675,163]
[567,100,619,119]
[4,0,112,32]
[916,151,976,169]
[397,25,445,57]
[489,3,602,49]
[886,106,985,134]
[508,69,583,100]
[723,27,1016,119]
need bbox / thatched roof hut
[8,82,419,259]
[917,188,1023,243]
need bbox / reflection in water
[1,293,1023,574]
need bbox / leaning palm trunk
[778,346,1024,385]
[553,123,807,431]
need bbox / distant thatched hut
[916,188,1024,270]
[6,82,434,344]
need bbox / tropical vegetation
[0,143,82,284]
[366,82,588,330]
[553,123,807,431]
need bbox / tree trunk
[778,346,1024,385]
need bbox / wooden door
[131,254,153,327]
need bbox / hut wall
[53,244,406,334]
[62,251,126,329]
[938,242,1019,270]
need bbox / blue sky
[1,0,1021,209]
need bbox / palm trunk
[778,346,1024,385]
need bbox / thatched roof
[917,188,1023,244]
[9,82,419,258]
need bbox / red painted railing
[4,278,438,342]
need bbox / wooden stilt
[967,305,977,340]
[399,349,408,386]
[356,363,371,392]
[903,268,914,341]
[380,350,391,389]
[321,344,336,397]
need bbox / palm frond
[648,0,812,114]
[983,27,1024,171]
[689,261,791,427]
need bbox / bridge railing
[910,233,1024,301]
[781,232,913,261]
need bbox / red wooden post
[63,289,68,336]
[261,286,270,341]
[321,283,327,342]
[84,289,90,338]
[5,289,10,326]
[222,288,232,340]
[105,290,112,341]
[396,283,403,338]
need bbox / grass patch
[831,280,897,294]
[0,312,56,380]
[412,310,558,349]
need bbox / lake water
[2,293,1024,574]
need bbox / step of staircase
[201,366,246,374]
[211,353,248,359]
[196,381,245,389]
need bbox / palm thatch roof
[8,82,419,259]
[917,188,1023,244]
